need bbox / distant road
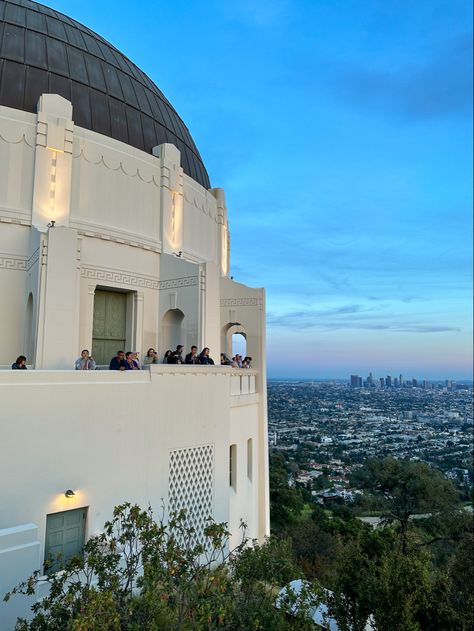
[359,505,472,528]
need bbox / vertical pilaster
[34,226,81,369]
[199,261,220,357]
[32,95,74,232]
[133,291,144,353]
[78,283,96,354]
[211,187,230,278]
[152,143,183,255]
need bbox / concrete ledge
[0,366,257,387]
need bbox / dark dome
[0,0,210,188]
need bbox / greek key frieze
[220,298,259,307]
[0,254,27,271]
[158,276,198,290]
[81,266,159,290]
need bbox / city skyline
[51,0,473,379]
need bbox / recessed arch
[161,308,185,353]
[221,322,247,358]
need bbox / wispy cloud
[267,305,462,334]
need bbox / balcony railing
[0,366,258,398]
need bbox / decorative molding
[0,131,35,148]
[0,254,27,271]
[76,228,161,253]
[81,266,159,290]
[0,215,31,226]
[159,276,198,290]
[73,148,161,186]
[220,298,259,307]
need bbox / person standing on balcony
[109,351,127,370]
[185,346,199,364]
[168,345,184,364]
[11,355,27,369]
[198,348,215,365]
[75,349,96,370]
[125,352,140,370]
[143,348,159,365]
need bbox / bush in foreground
[5,503,320,631]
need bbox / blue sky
[55,0,472,379]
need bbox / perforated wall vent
[168,444,214,545]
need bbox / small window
[44,507,87,573]
[229,444,237,491]
[247,438,253,481]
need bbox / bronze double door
[92,290,127,366]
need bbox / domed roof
[0,0,210,188]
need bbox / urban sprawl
[268,377,473,506]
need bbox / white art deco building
[0,1,269,626]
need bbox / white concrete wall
[0,99,270,628]
[220,279,270,538]
[0,524,40,630]
[0,102,231,369]
[0,367,263,626]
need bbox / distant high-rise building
[358,376,363,388]
[385,375,392,388]
[399,374,404,385]
[350,375,359,388]
[412,378,418,387]
[394,377,399,387]
[380,377,385,388]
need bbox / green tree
[269,452,304,533]
[351,458,460,553]
[329,529,432,631]
[5,503,318,631]
[425,532,474,630]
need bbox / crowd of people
[11,345,253,371]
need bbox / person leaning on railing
[12,355,27,370]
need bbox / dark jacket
[167,351,183,364]
[185,352,199,364]
[109,356,127,370]
[12,362,27,370]
[198,354,214,365]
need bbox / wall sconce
[47,220,56,228]
[174,251,182,258]
[64,489,75,498]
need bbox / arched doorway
[222,323,247,359]
[161,309,185,353]
[232,332,247,358]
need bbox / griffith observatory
[0,0,269,626]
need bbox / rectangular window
[44,507,87,573]
[247,438,253,481]
[229,444,237,491]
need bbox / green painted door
[92,290,127,366]
[44,507,87,573]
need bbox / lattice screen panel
[168,444,214,545]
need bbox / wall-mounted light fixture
[64,489,75,498]
[174,251,183,258]
[47,220,56,228]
